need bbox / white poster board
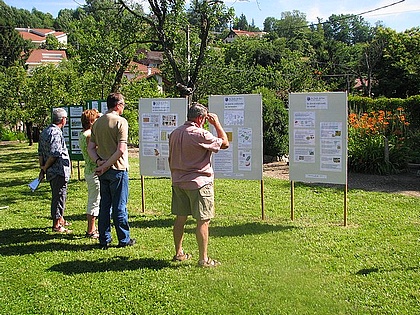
[288,92,348,185]
[138,98,188,177]
[209,94,263,180]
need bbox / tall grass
[0,141,419,314]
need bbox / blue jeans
[98,169,130,246]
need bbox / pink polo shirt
[169,121,222,190]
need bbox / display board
[288,92,348,185]
[208,94,263,180]
[138,98,188,177]
[53,105,85,161]
[86,99,108,115]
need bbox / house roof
[137,49,164,66]
[26,49,67,66]
[229,29,267,37]
[16,28,67,44]
[124,61,161,80]
[224,29,267,43]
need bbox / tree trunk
[25,121,33,146]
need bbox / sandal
[85,231,99,239]
[198,258,221,268]
[172,252,192,262]
[52,226,72,234]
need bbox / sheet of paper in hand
[28,178,41,192]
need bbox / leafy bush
[348,108,411,174]
[0,125,26,141]
[258,87,288,157]
[405,129,420,163]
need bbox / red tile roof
[124,61,161,80]
[17,28,67,44]
[26,49,67,65]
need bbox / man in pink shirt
[169,103,229,267]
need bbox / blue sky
[4,0,420,32]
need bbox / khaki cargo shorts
[171,183,215,221]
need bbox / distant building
[137,49,164,68]
[224,29,267,43]
[124,61,164,93]
[16,28,68,47]
[25,49,67,72]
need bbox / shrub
[348,108,411,174]
[0,125,26,141]
[258,87,288,157]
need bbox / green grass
[0,141,419,314]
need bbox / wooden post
[141,175,145,213]
[261,180,265,220]
[290,180,295,221]
[77,161,81,181]
[344,182,348,226]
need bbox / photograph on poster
[71,129,81,138]
[71,140,81,151]
[160,128,173,141]
[63,126,69,137]
[161,114,177,127]
[142,113,160,127]
[70,118,82,129]
[69,106,83,117]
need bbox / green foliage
[373,27,420,98]
[0,125,25,141]
[258,87,288,157]
[0,2,34,67]
[121,78,162,145]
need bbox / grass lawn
[0,141,419,314]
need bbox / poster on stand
[209,94,263,180]
[138,98,188,177]
[288,92,347,185]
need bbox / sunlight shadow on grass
[48,256,172,274]
[0,227,98,256]
[188,222,298,237]
[129,217,174,229]
[0,242,99,256]
[355,266,419,275]
[0,227,61,246]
